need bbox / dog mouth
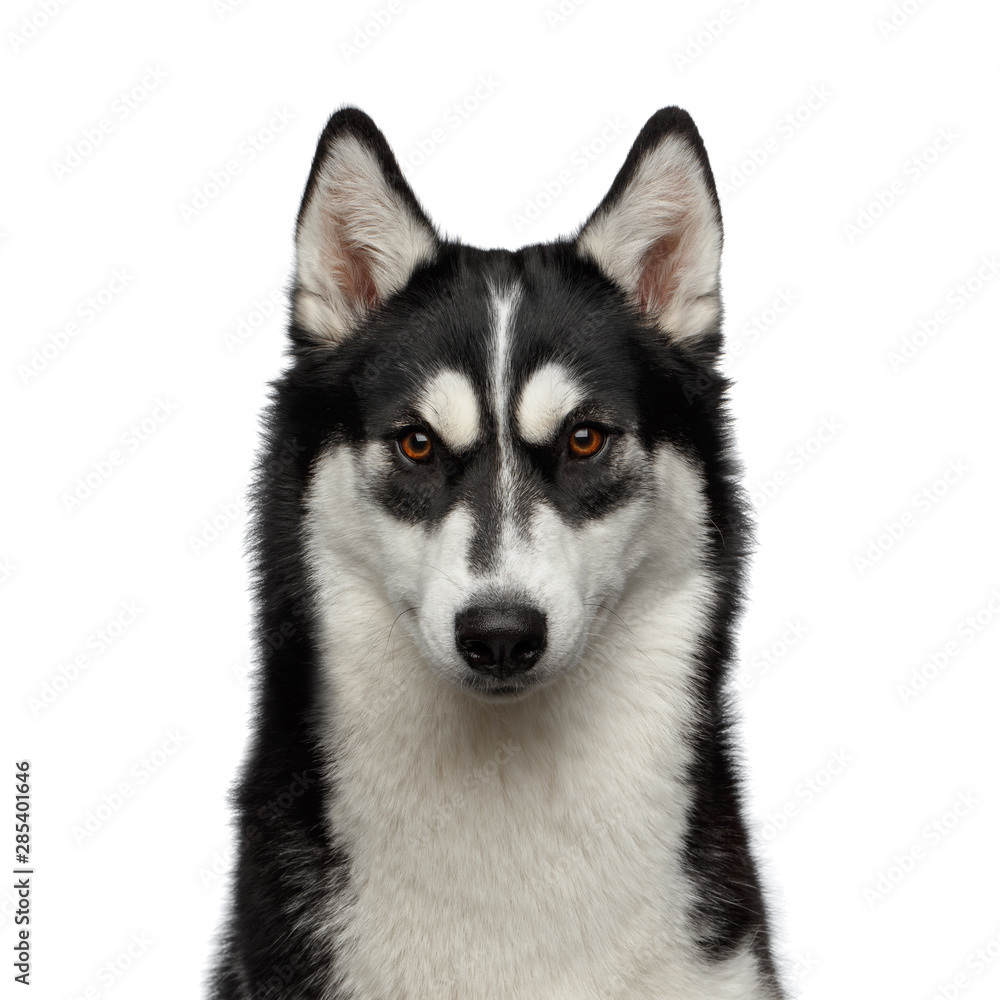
[460,672,545,701]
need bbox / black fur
[209,107,784,998]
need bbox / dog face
[292,109,725,699]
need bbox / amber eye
[398,429,434,463]
[567,424,605,459]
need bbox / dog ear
[576,108,723,352]
[293,109,439,344]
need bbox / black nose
[455,606,547,677]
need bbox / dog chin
[458,672,549,702]
[451,649,585,702]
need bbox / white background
[3,0,999,997]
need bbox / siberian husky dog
[210,107,785,999]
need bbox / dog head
[285,108,730,700]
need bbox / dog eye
[567,424,605,459]
[398,428,434,463]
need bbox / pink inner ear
[634,230,683,317]
[319,207,380,314]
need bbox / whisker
[377,605,418,674]
[417,563,464,592]
[363,596,412,631]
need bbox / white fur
[516,362,585,444]
[489,285,520,525]
[302,441,775,999]
[576,133,721,343]
[294,136,437,342]
[416,370,481,451]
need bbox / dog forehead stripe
[416,370,481,450]
[516,363,585,444]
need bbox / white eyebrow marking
[416,370,481,450]
[516,362,585,444]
